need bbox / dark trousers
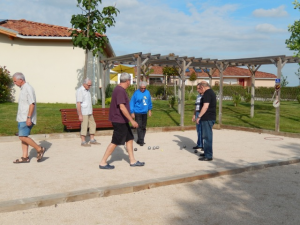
[135,113,147,144]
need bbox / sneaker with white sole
[81,141,91,147]
[90,140,101,145]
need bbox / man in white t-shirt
[12,72,46,163]
[76,78,100,146]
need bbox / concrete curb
[1,157,299,213]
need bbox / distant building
[0,19,114,103]
[146,66,276,87]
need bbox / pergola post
[180,60,186,128]
[215,62,228,125]
[101,66,106,108]
[247,65,261,118]
[275,58,282,132]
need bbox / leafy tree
[70,0,119,80]
[189,72,197,91]
[286,0,300,56]
[295,67,300,86]
[281,75,289,87]
[0,66,14,102]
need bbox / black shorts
[111,122,134,145]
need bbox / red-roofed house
[148,66,276,87]
[0,19,115,103]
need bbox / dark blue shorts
[111,122,134,145]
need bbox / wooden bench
[60,108,113,131]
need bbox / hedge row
[105,84,300,101]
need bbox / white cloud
[252,5,288,18]
[255,23,286,33]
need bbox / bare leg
[99,143,117,166]
[81,135,86,142]
[21,141,29,158]
[19,136,42,152]
[90,134,95,140]
[126,140,137,164]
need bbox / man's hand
[78,115,83,122]
[192,115,195,122]
[148,110,152,117]
[196,117,201,124]
[26,118,32,126]
[131,113,135,119]
[131,120,139,128]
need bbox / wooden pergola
[100,53,300,132]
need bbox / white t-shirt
[76,85,92,115]
[16,82,37,124]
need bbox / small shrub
[244,92,251,103]
[297,95,300,103]
[168,96,175,108]
[0,66,14,102]
[105,97,111,105]
[232,93,241,107]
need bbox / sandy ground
[0,163,299,225]
[0,129,300,224]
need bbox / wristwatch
[27,116,31,119]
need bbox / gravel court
[0,129,300,213]
[0,163,299,225]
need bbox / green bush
[232,93,241,106]
[244,92,251,103]
[105,84,117,98]
[297,95,300,103]
[105,97,111,105]
[168,96,175,108]
[0,66,14,103]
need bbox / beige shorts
[81,115,96,136]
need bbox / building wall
[0,34,104,104]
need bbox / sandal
[37,147,46,162]
[130,161,145,167]
[13,157,30,163]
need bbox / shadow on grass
[225,107,262,129]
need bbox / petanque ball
[156,146,159,149]
[153,146,156,150]
[134,148,137,151]
[148,146,151,150]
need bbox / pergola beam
[102,53,300,132]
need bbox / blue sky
[1,0,300,86]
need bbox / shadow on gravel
[166,142,300,225]
[29,140,52,162]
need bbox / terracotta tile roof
[150,66,276,79]
[0,19,72,37]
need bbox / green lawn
[0,100,299,136]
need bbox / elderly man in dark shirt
[196,81,216,161]
[99,73,145,169]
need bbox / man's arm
[76,102,83,122]
[26,103,35,126]
[196,103,209,124]
[120,103,138,128]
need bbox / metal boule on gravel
[153,146,156,150]
[148,146,151,150]
[156,146,159,149]
[134,148,137,151]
